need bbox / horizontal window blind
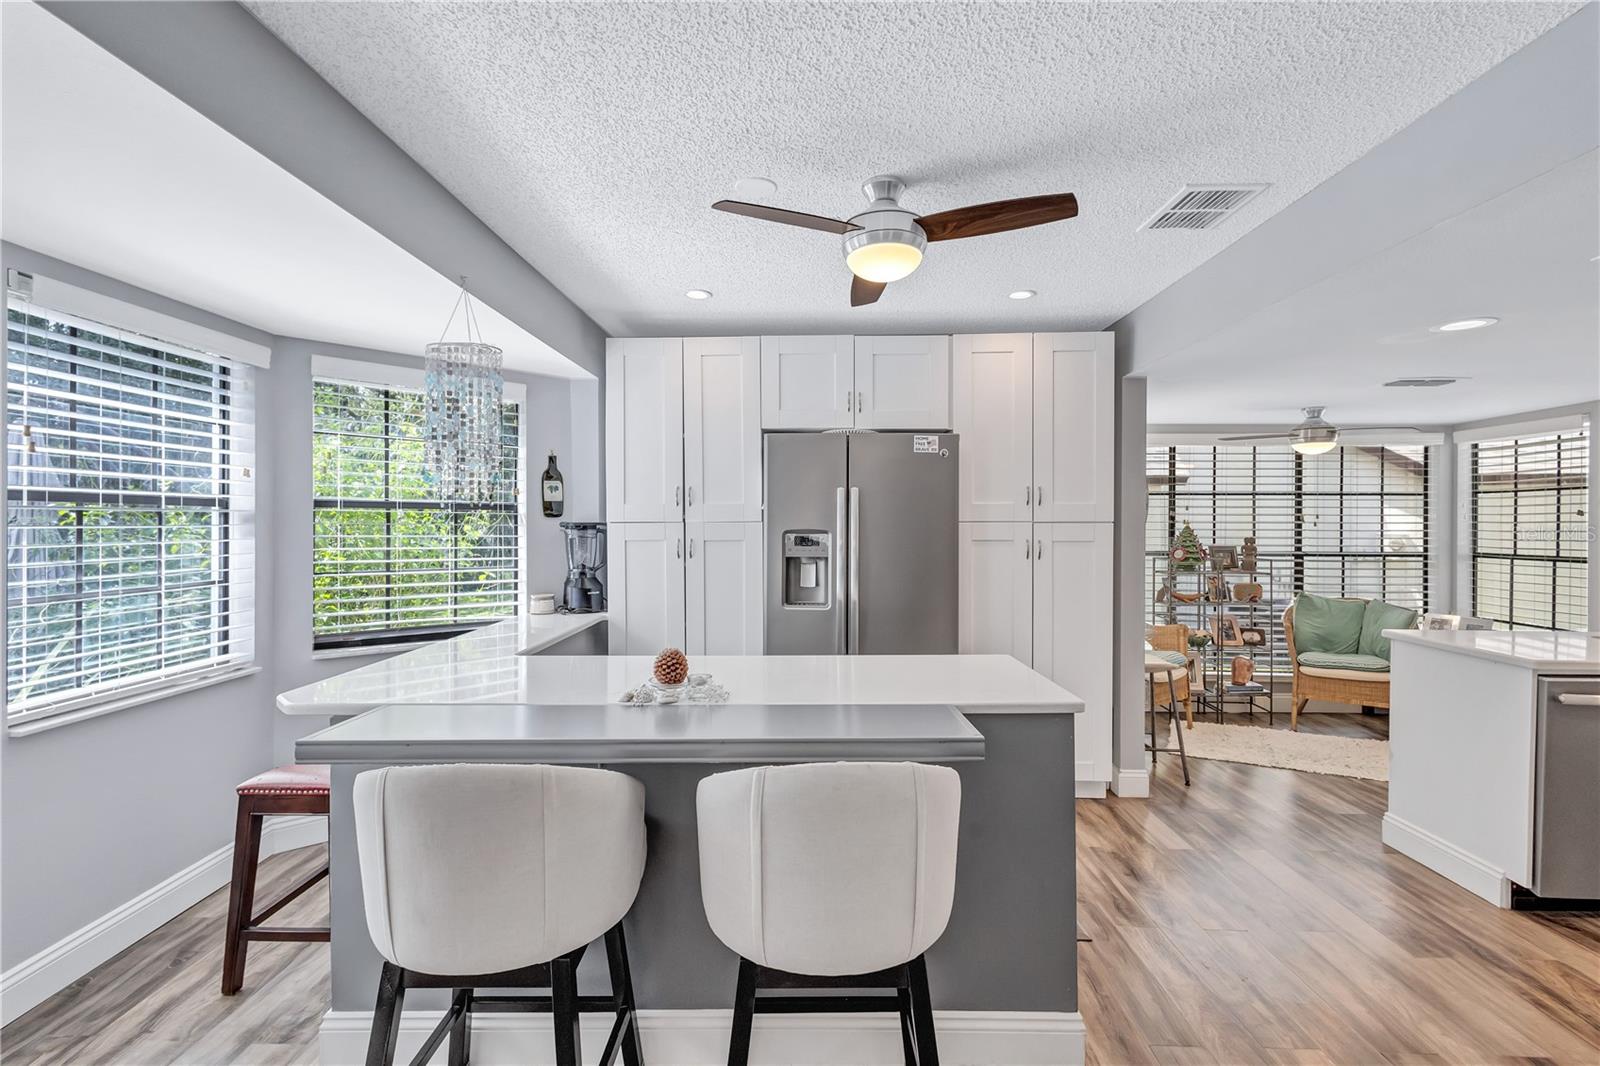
[6,305,255,725]
[1469,429,1589,631]
[312,378,520,649]
[1146,444,1430,676]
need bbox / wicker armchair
[1283,601,1391,730]
[1145,623,1195,729]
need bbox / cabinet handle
[676,537,682,559]
[1036,485,1043,505]
[675,485,682,508]
[846,390,853,413]
[1036,539,1043,558]
[1024,539,1031,560]
[688,538,695,559]
[1024,485,1031,506]
[856,390,864,412]
[686,486,694,508]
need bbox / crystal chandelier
[424,278,505,502]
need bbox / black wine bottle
[541,451,564,518]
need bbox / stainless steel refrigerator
[764,431,958,654]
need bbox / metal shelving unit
[1152,556,1291,720]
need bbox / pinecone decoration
[653,647,688,685]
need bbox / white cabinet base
[685,521,764,654]
[607,523,687,654]
[1031,523,1114,786]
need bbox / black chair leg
[447,988,472,1066]
[551,955,582,1066]
[604,923,644,1066]
[726,957,758,1066]
[366,962,406,1066]
[907,955,940,1066]
[897,985,918,1065]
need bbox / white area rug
[1165,721,1388,781]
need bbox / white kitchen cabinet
[605,338,684,522]
[854,335,951,430]
[760,335,853,429]
[684,337,762,522]
[685,521,764,655]
[952,334,1033,521]
[1030,522,1114,787]
[1032,332,1114,523]
[957,522,1032,665]
[607,523,686,654]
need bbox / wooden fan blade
[1220,433,1286,442]
[713,200,861,235]
[915,193,1079,242]
[851,276,886,307]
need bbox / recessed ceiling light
[1008,290,1036,300]
[685,289,712,300]
[1430,317,1499,332]
[732,177,777,199]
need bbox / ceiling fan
[1222,407,1424,454]
[712,175,1079,307]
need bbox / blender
[558,522,606,613]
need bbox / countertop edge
[1385,629,1600,673]
[515,613,608,655]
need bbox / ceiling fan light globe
[1291,430,1338,455]
[843,227,926,283]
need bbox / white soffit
[244,1,1581,336]
[1145,150,1600,426]
[0,3,588,380]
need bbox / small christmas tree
[1168,521,1206,572]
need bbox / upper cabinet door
[607,522,687,655]
[685,521,764,655]
[854,335,951,430]
[760,335,854,429]
[1032,332,1114,523]
[953,334,1033,521]
[606,338,684,522]
[684,337,761,523]
[957,521,1032,665]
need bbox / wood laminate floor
[4,715,1597,1065]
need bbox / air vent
[1384,377,1461,388]
[1141,184,1268,231]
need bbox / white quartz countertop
[513,611,608,654]
[276,619,1083,716]
[1385,628,1600,673]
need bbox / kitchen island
[1384,628,1600,909]
[280,622,1086,1065]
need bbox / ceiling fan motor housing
[842,175,927,282]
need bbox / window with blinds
[311,378,520,650]
[6,305,255,726]
[1469,429,1589,631]
[1146,444,1430,674]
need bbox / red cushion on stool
[237,764,331,796]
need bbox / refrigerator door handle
[835,487,847,653]
[1557,693,1600,706]
[848,486,861,654]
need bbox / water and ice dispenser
[781,530,831,608]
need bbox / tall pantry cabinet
[605,337,764,655]
[954,332,1117,793]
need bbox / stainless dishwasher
[1532,677,1600,900]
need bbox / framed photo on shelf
[1210,545,1238,570]
[1238,625,1267,647]
[1206,574,1228,602]
[1211,615,1244,647]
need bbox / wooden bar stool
[1145,659,1191,786]
[697,762,961,1066]
[221,764,331,995]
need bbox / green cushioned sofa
[1283,593,1416,730]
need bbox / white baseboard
[1074,780,1108,799]
[0,814,328,1027]
[319,1008,1086,1065]
[1381,812,1510,908]
[1109,768,1150,798]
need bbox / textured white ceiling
[1145,150,1600,425]
[244,2,1581,338]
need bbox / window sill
[310,643,426,661]
[7,665,263,738]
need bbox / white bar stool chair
[697,762,961,1066]
[354,764,647,1066]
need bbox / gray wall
[42,0,607,380]
[1110,374,1149,792]
[1,243,596,967]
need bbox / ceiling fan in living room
[712,175,1079,306]
[1222,407,1425,454]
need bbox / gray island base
[297,701,1081,1064]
